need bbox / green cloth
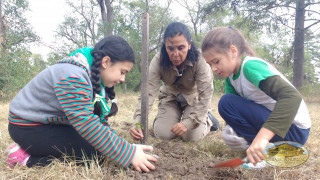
[69,47,94,70]
[225,57,276,94]
[243,60,276,89]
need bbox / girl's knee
[218,94,236,116]
[218,94,236,109]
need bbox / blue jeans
[218,94,310,145]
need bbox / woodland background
[0,1,320,179]
[0,0,320,99]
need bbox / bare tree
[0,0,6,49]
[148,0,172,54]
[97,0,114,36]
[56,0,100,49]
[176,0,205,41]
[293,0,305,89]
[202,0,320,89]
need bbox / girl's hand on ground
[246,137,268,165]
[129,126,144,140]
[131,146,157,173]
[246,127,274,165]
[171,123,187,136]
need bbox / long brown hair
[201,27,256,57]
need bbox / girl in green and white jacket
[201,27,311,166]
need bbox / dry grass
[0,93,319,179]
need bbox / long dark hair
[90,35,135,117]
[160,22,200,69]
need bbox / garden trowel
[212,157,248,168]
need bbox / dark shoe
[208,111,220,131]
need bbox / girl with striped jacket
[6,35,157,173]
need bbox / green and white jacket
[225,56,311,138]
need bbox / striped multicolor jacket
[8,52,136,167]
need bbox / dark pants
[218,94,310,145]
[8,123,103,167]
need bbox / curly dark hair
[90,35,135,117]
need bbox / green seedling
[134,122,144,130]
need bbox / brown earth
[124,140,244,180]
[103,122,274,180]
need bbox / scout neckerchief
[70,47,111,120]
[92,82,111,121]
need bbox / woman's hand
[131,145,157,173]
[171,123,188,136]
[246,127,274,165]
[129,126,144,140]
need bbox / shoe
[241,160,270,169]
[222,125,249,150]
[6,144,30,168]
[208,111,220,131]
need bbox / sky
[27,0,187,58]
[27,0,67,57]
[26,1,320,80]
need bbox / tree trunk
[97,0,107,37]
[122,83,127,93]
[134,81,141,92]
[292,0,305,90]
[105,0,113,35]
[97,0,113,37]
[0,0,6,49]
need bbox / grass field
[0,92,319,179]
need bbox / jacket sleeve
[259,75,302,138]
[54,76,136,167]
[133,52,162,124]
[181,56,214,129]
[100,117,117,134]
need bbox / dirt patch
[121,140,244,180]
[110,122,273,179]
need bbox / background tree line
[0,0,319,100]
